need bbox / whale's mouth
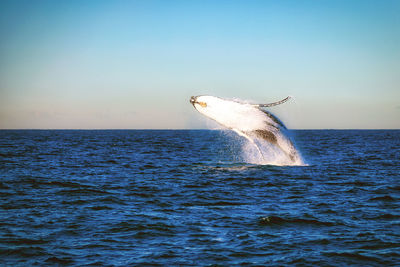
[190,96,196,105]
[190,96,207,108]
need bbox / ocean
[0,130,399,266]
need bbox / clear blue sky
[1,0,399,129]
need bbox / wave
[258,215,335,226]
[369,195,396,201]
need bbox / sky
[0,0,399,129]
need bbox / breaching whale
[190,95,302,164]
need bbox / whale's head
[190,95,213,110]
[190,95,228,118]
[190,95,284,132]
[190,95,257,129]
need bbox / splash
[190,95,306,166]
[239,131,305,166]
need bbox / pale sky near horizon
[1,0,399,129]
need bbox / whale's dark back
[253,129,278,144]
[260,109,287,129]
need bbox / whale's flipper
[254,96,291,108]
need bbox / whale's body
[190,95,302,164]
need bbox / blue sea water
[0,129,399,266]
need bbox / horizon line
[0,128,399,131]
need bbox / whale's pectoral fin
[254,96,291,108]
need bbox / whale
[190,95,302,163]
